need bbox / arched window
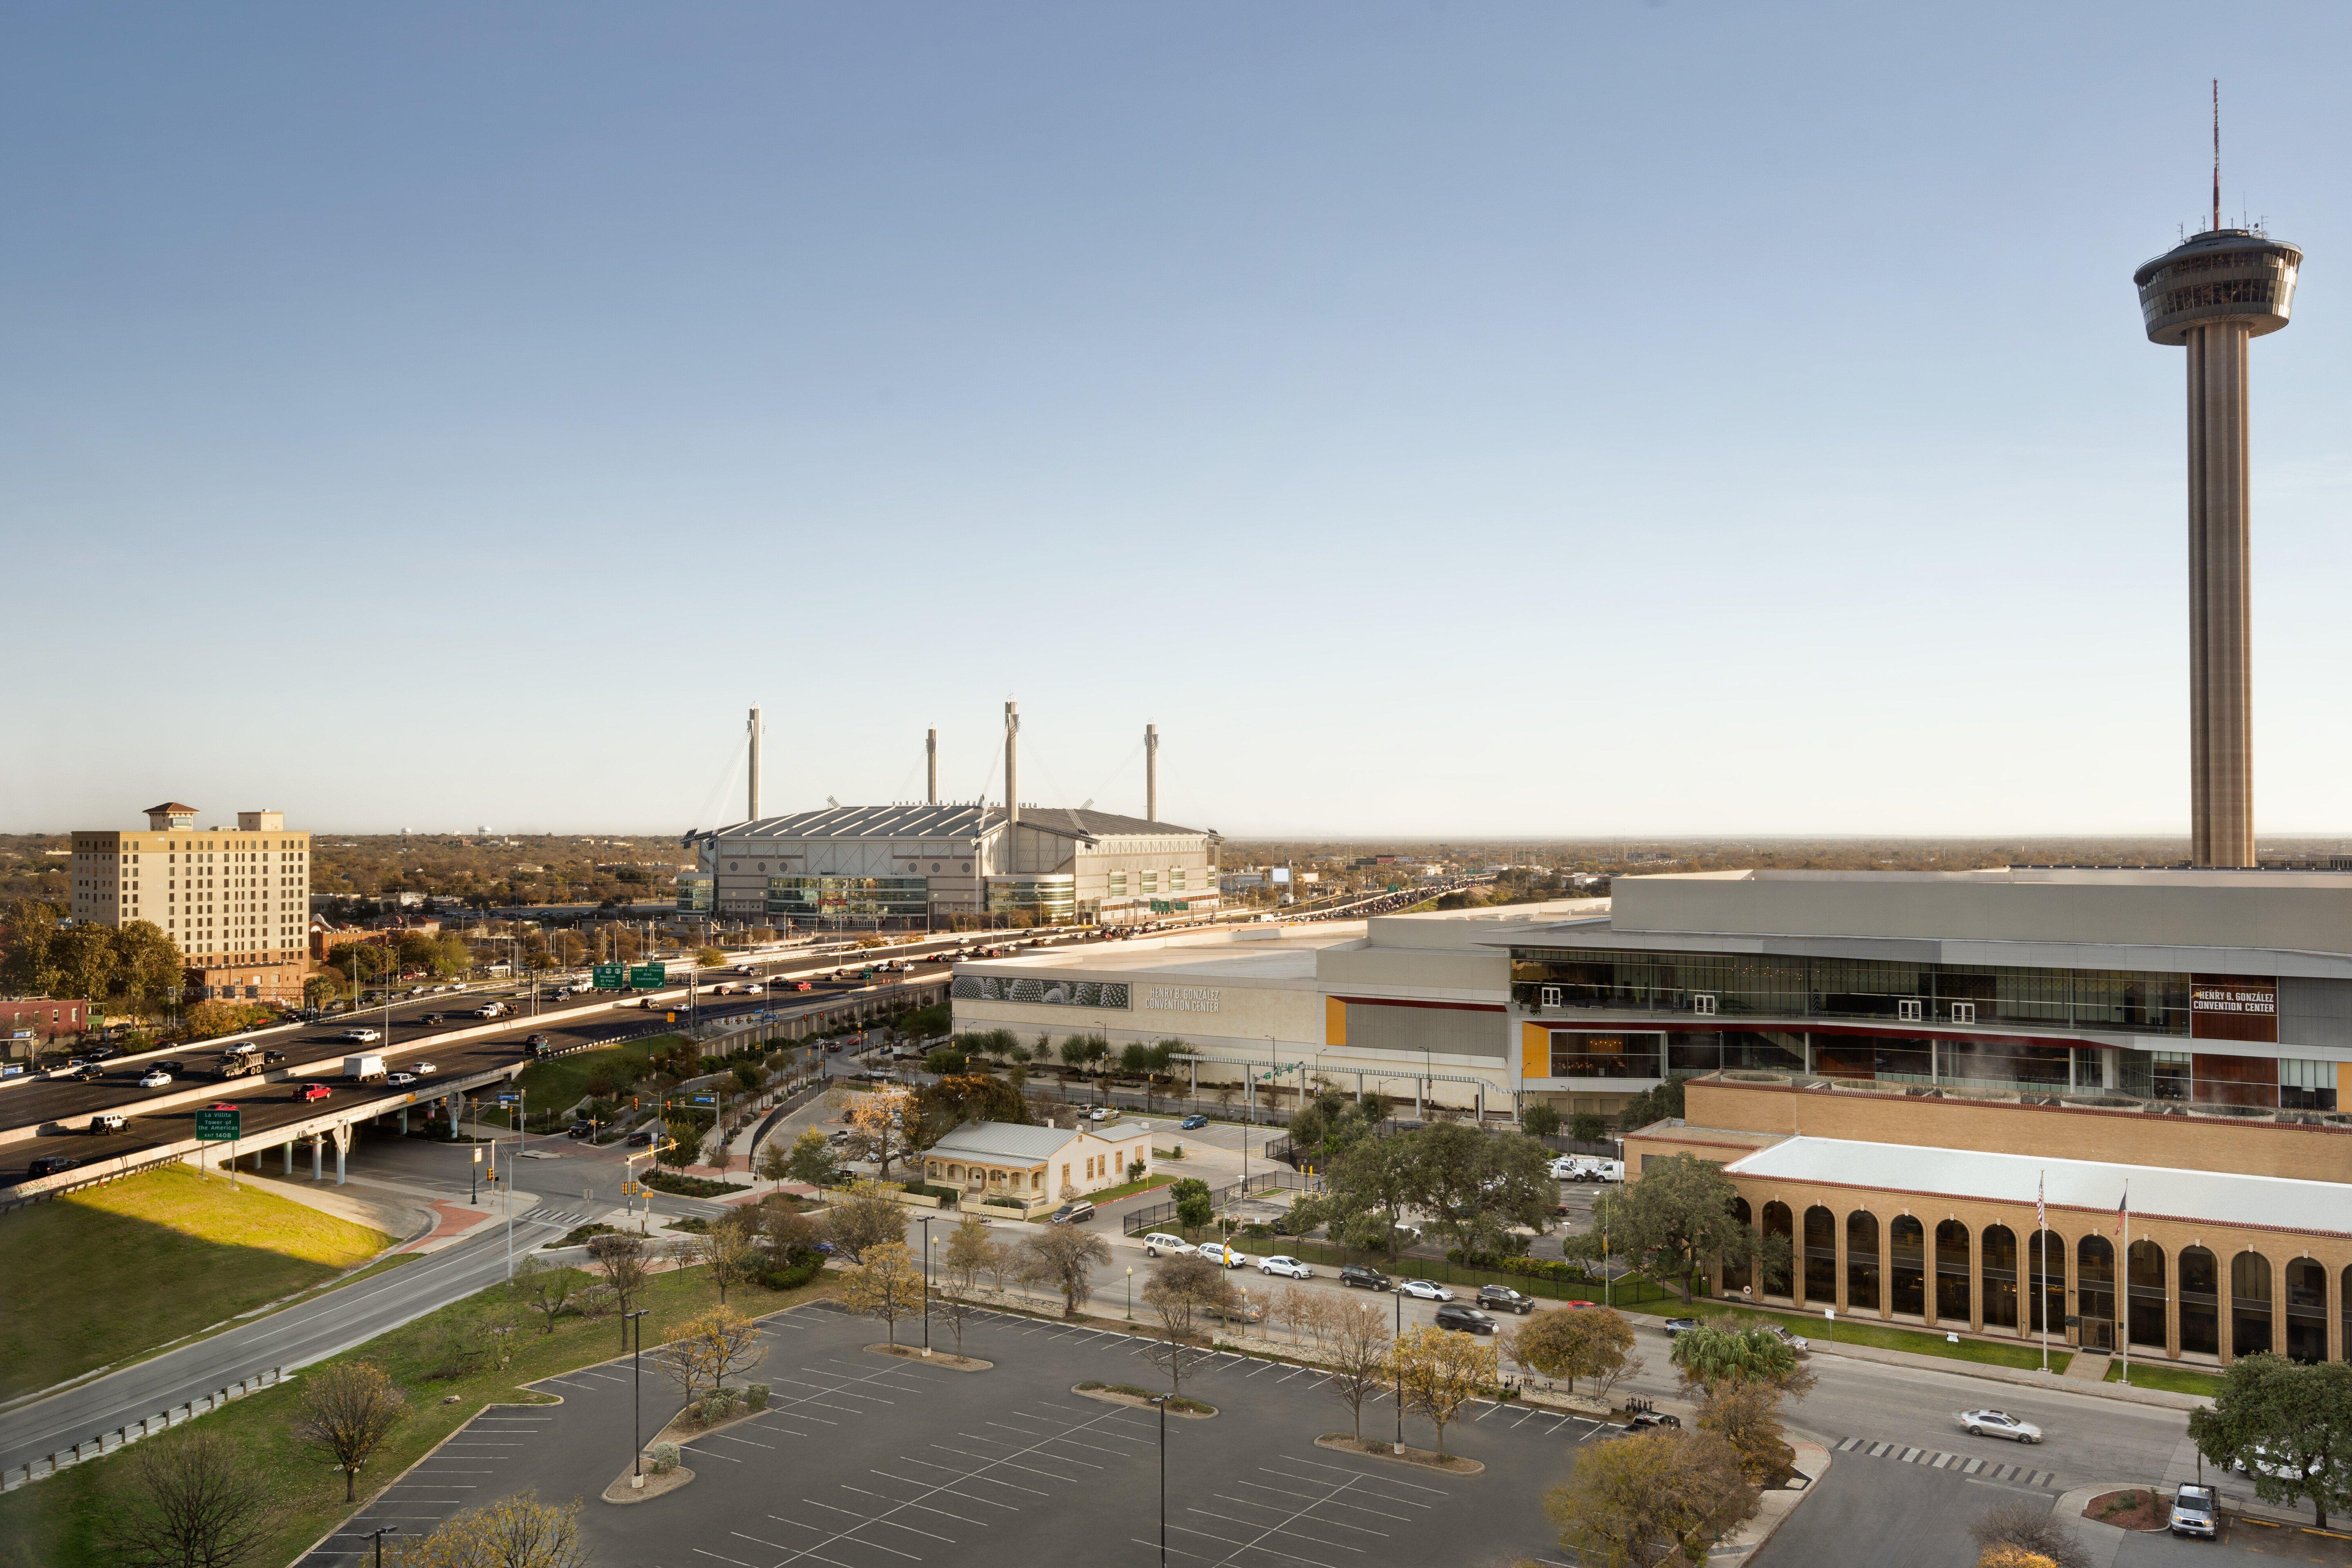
[2078,1236,2115,1352]
[1890,1216,1926,1317]
[1721,1198,1753,1293]
[1802,1206,1837,1305]
[2285,1258,2327,1363]
[2179,1247,2220,1356]
[2026,1230,2065,1336]
[1761,1202,1794,1298]
[2233,1252,2274,1358]
[1934,1220,1971,1323]
[2127,1240,2167,1350]
[1980,1225,2018,1331]
[1846,1212,1880,1312]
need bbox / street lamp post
[626,1308,650,1488]
[1150,1394,1169,1568]
[919,1214,932,1354]
[1394,1285,1404,1452]
[366,1526,399,1566]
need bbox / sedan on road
[138,1069,173,1088]
[411,1061,437,1075]
[1259,1256,1314,1279]
[1396,1278,1453,1302]
[1179,1115,1209,1130]
[1662,1317,1703,1338]
[1434,1303,1498,1335]
[1955,1409,2043,1444]
[419,1012,445,1025]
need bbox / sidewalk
[1711,1441,1831,1564]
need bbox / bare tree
[292,1360,409,1501]
[838,1241,927,1347]
[1968,1498,2093,1568]
[104,1430,284,1568]
[981,1237,1020,1295]
[693,1210,763,1305]
[1018,1227,1113,1316]
[1140,1255,1233,1396]
[586,1232,654,1348]
[658,1307,767,1402]
[1322,1298,1392,1440]
[514,1256,579,1332]
[389,1488,590,1568]
[824,1180,911,1265]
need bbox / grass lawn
[2106,1360,2224,1397]
[1025,1173,1174,1217]
[503,1032,687,1118]
[1630,1298,2074,1373]
[0,1165,393,1402]
[0,1254,833,1568]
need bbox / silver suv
[2169,1483,2217,1538]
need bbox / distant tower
[2134,92,2300,868]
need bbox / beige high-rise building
[70,804,312,1002]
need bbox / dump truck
[216,1042,265,1080]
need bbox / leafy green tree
[1521,1103,1561,1138]
[1357,1089,1392,1124]
[1405,1122,1553,1257]
[2190,1354,2352,1528]
[1585,1152,1782,1305]
[1322,1134,1419,1257]
[1570,1111,1609,1146]
[0,900,67,997]
[1618,1074,1694,1135]
[924,1047,968,1075]
[1545,1428,1755,1566]
[51,922,120,1008]
[1169,1177,1215,1230]
[1668,1323,1815,1395]
[784,1129,837,1188]
[918,1072,1029,1130]
[1119,1041,1153,1076]
[1511,1305,1638,1397]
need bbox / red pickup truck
[296,1082,332,1102]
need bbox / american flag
[2114,1181,2128,1237]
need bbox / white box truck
[344,1054,388,1083]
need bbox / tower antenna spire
[2212,78,2221,233]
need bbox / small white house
[924,1121,1153,1203]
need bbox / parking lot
[316,1300,1587,1566]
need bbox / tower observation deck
[2134,227,2301,868]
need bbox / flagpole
[2037,1171,2047,1374]
[2119,1182,2131,1387]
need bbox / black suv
[1339,1264,1391,1291]
[1433,1303,1497,1335]
[27,1154,84,1179]
[1476,1284,1535,1315]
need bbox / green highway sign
[628,964,667,989]
[194,1108,241,1142]
[1173,901,1189,911]
[592,964,624,990]
[1149,900,1171,914]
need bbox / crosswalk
[1834,1435,2058,1489]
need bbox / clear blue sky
[7,5,2350,839]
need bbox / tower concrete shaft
[2134,224,2299,869]
[1146,723,1158,822]
[1004,701,1019,829]
[748,705,763,823]
[2185,324,2254,868]
[927,728,938,805]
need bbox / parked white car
[1396,1278,1453,1301]
[1197,1243,1254,1269]
[1259,1256,1314,1279]
[1141,1233,1196,1258]
[1955,1409,2043,1444]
